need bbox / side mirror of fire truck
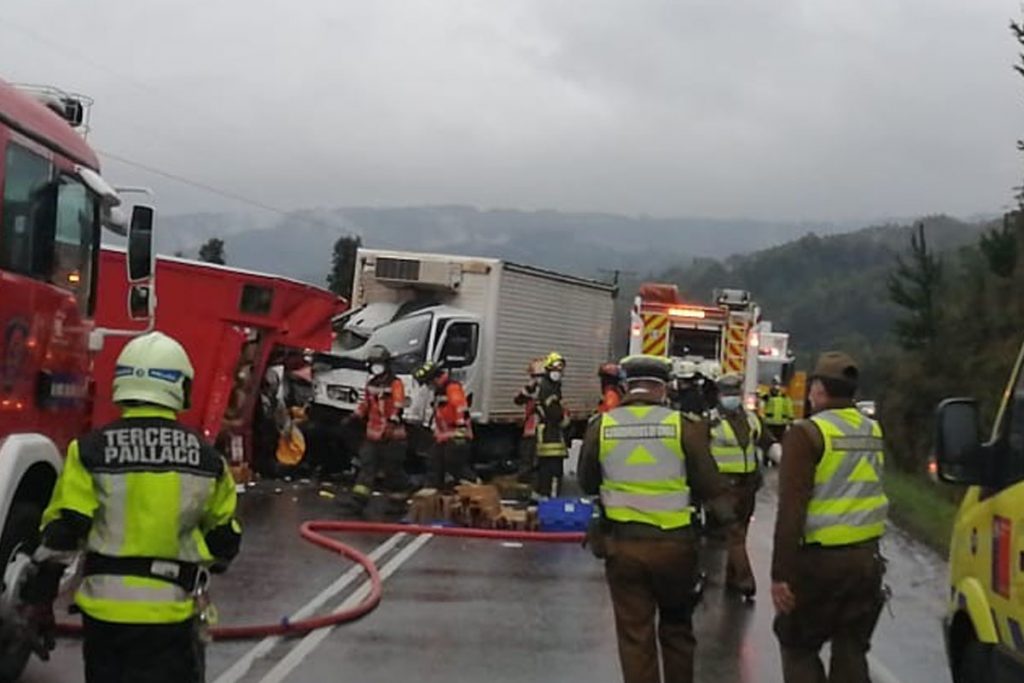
[88,205,157,351]
[127,205,155,282]
[128,284,153,320]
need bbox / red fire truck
[0,79,155,676]
[628,283,761,405]
[93,249,346,476]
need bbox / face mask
[549,371,562,382]
[370,364,386,376]
[720,396,742,412]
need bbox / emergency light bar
[668,308,706,319]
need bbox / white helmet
[112,332,194,411]
[674,360,698,380]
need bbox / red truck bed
[93,248,346,465]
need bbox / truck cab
[0,78,154,678]
[313,305,482,425]
[934,340,1024,682]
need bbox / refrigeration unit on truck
[629,283,761,406]
[0,79,155,679]
[311,248,617,465]
[94,249,346,476]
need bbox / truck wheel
[956,639,994,683]
[0,502,43,683]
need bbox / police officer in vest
[762,376,794,466]
[578,355,733,683]
[711,374,775,599]
[21,332,242,683]
[771,352,888,683]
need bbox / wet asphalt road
[24,469,952,683]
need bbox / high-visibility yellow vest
[41,406,240,624]
[764,395,794,426]
[598,404,691,530]
[804,408,888,546]
[710,412,761,474]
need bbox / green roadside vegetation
[884,467,959,556]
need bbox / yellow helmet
[544,352,566,371]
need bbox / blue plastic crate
[538,498,595,532]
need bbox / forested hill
[645,215,992,371]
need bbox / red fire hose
[57,521,585,641]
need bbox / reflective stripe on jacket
[598,404,691,530]
[710,411,761,474]
[535,390,570,457]
[41,406,240,624]
[804,407,888,546]
[764,394,794,426]
[357,376,406,442]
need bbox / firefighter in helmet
[22,332,241,683]
[413,361,478,489]
[673,361,708,420]
[349,345,409,508]
[535,352,571,497]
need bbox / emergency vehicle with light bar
[934,339,1024,682]
[0,78,155,679]
[628,284,762,406]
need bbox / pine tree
[887,224,943,352]
[327,235,362,298]
[198,238,226,265]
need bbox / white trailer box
[312,249,616,460]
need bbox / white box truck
[311,248,617,467]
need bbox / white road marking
[212,532,407,683]
[868,655,907,683]
[256,532,435,683]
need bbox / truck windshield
[365,314,431,373]
[1,143,99,314]
[669,327,720,360]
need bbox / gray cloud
[2,0,1020,221]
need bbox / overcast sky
[3,0,1022,221]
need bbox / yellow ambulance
[935,343,1024,682]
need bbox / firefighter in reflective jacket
[711,374,775,599]
[579,355,733,683]
[21,332,241,683]
[350,345,409,506]
[771,352,888,683]
[513,358,545,483]
[535,352,571,497]
[597,362,623,414]
[414,361,478,489]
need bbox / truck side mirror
[128,284,153,321]
[935,398,984,485]
[127,205,155,282]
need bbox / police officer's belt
[83,553,206,593]
[801,538,878,552]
